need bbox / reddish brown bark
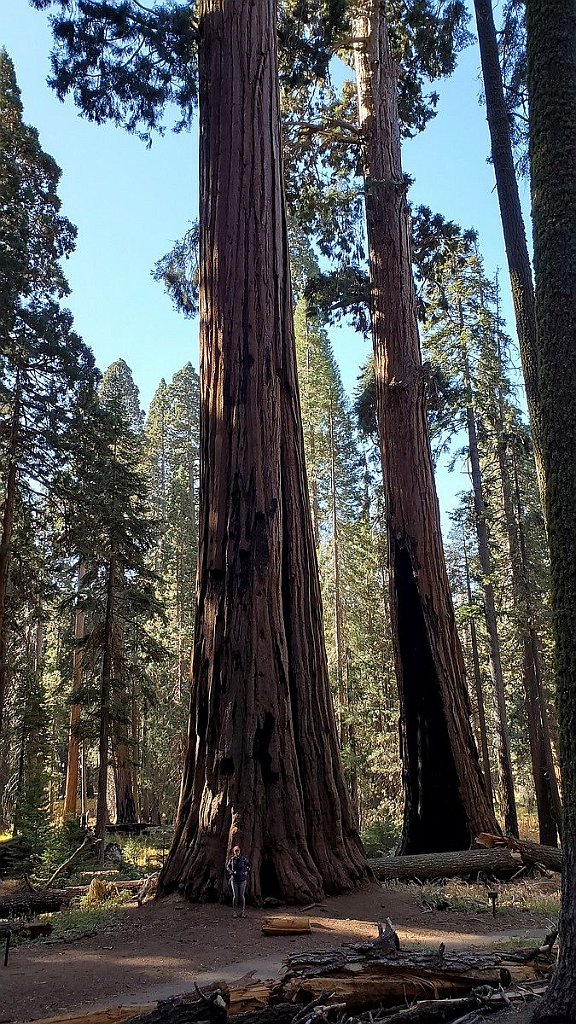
[526,1,576,1016]
[159,0,369,903]
[352,1,499,853]
[113,730,136,824]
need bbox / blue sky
[1,1,531,518]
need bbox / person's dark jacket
[227,854,250,882]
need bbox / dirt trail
[0,882,555,1023]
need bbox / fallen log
[475,833,562,873]
[368,848,522,881]
[275,947,551,1011]
[0,878,145,917]
[262,916,312,935]
[79,870,120,879]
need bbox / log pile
[20,929,555,1024]
[273,942,552,1010]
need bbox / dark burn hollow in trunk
[395,547,469,850]
[159,0,369,904]
[352,1,499,852]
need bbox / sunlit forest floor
[2,876,559,1022]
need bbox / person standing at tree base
[227,845,250,918]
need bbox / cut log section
[261,916,312,935]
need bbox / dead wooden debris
[368,835,562,882]
[79,869,121,880]
[262,916,313,935]
[137,872,159,906]
[18,974,549,1024]
[14,924,556,1024]
[275,943,551,1011]
[46,838,93,887]
[0,878,145,917]
[475,833,562,873]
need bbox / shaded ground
[0,879,558,1023]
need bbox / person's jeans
[231,877,247,915]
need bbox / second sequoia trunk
[352,1,499,853]
[159,0,368,904]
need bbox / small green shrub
[39,819,92,877]
[361,816,401,857]
[15,891,133,946]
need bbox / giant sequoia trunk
[352,1,499,853]
[526,1,576,1019]
[472,0,544,503]
[159,0,369,904]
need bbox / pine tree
[143,364,200,818]
[57,373,161,841]
[471,0,543,501]
[0,50,97,749]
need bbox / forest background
[0,0,548,854]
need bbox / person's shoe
[241,912,247,918]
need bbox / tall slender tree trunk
[527,1,576,1017]
[0,375,20,741]
[111,622,136,824]
[328,394,345,736]
[95,555,116,849]
[472,0,545,503]
[352,0,498,853]
[488,313,560,842]
[64,563,86,818]
[463,542,494,808]
[159,0,369,904]
[460,328,518,837]
[497,441,561,844]
[80,742,88,823]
